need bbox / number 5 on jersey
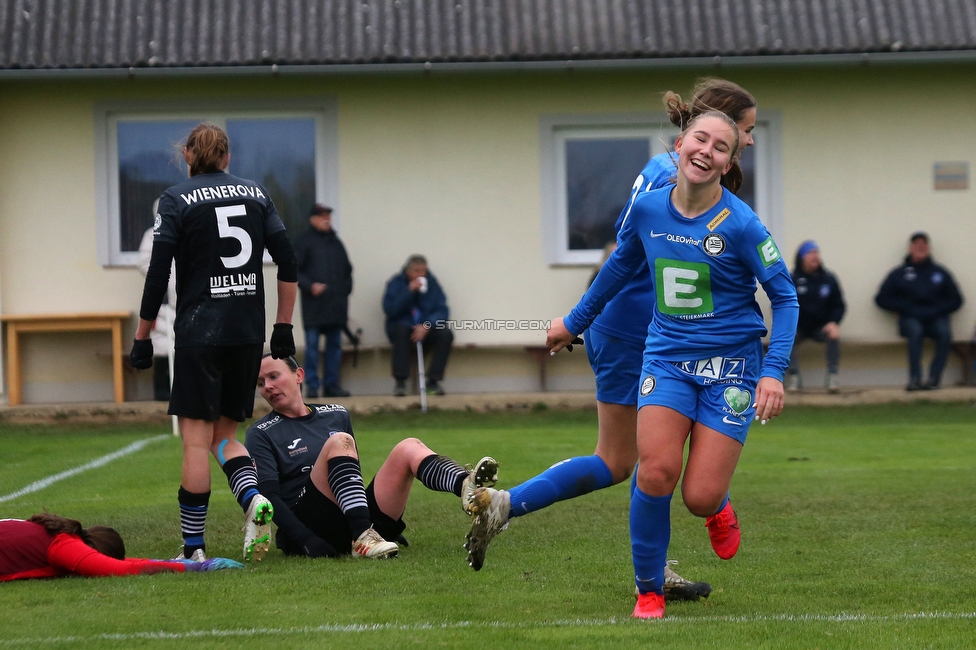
[655,258,714,316]
[216,204,252,269]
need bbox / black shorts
[168,344,263,422]
[277,477,407,556]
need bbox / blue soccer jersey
[566,186,798,380]
[589,153,677,343]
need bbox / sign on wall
[934,162,969,190]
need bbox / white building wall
[0,65,973,401]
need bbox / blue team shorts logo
[723,387,752,416]
[640,376,656,396]
[702,233,726,257]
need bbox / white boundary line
[2,612,975,646]
[0,435,170,504]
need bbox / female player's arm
[549,215,647,353]
[47,534,186,577]
[244,428,339,558]
[754,267,799,423]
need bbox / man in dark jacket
[786,241,846,393]
[295,205,353,397]
[875,232,963,390]
[382,255,453,396]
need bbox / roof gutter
[0,48,974,80]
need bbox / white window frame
[94,98,339,267]
[540,112,782,266]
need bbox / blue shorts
[585,328,644,406]
[636,340,762,445]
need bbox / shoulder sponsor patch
[757,236,782,267]
[707,208,731,231]
[639,376,656,397]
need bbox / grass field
[1,403,975,648]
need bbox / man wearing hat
[875,232,963,390]
[785,240,846,393]
[294,204,353,397]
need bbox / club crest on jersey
[640,376,656,397]
[702,233,726,257]
[724,387,751,416]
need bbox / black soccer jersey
[244,404,355,506]
[154,171,286,347]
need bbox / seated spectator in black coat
[382,255,453,397]
[875,232,963,391]
[786,241,846,393]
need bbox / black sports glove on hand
[130,339,154,370]
[270,323,296,359]
[302,535,339,558]
[565,337,585,352]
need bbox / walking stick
[416,340,427,414]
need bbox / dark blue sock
[508,455,614,518]
[714,493,729,516]
[631,487,671,596]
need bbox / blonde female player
[465,80,758,604]
[473,112,797,619]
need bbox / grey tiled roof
[1,0,974,72]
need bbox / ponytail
[184,123,229,176]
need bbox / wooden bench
[1,312,130,406]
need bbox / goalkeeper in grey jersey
[245,354,498,559]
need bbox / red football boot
[705,500,740,560]
[633,591,665,619]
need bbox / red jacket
[0,519,186,581]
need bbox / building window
[540,113,781,265]
[95,100,338,266]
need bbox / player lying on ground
[244,354,498,559]
[1,514,242,581]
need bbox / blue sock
[630,463,638,498]
[714,493,729,516]
[508,455,614,518]
[631,488,671,596]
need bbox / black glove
[302,535,338,558]
[270,323,296,359]
[130,339,154,370]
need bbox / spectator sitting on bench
[382,255,453,397]
[875,232,963,391]
[785,240,846,393]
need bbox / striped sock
[178,487,210,558]
[222,456,260,513]
[417,454,469,497]
[326,456,372,539]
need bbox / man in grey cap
[294,204,353,397]
[875,232,963,390]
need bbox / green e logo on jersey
[758,236,781,267]
[655,258,714,316]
